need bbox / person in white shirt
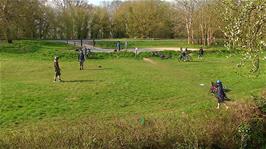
[135,47,138,57]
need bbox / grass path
[143,58,157,65]
[55,40,203,52]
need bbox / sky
[89,0,113,5]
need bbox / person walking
[125,41,128,50]
[135,47,139,57]
[116,41,121,51]
[198,47,204,59]
[179,47,184,60]
[93,39,96,48]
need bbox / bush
[252,93,266,114]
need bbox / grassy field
[0,40,265,148]
[94,39,224,49]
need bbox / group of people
[53,47,91,82]
[114,41,128,52]
[179,47,189,61]
[210,80,229,109]
[179,47,204,61]
[77,47,92,70]
[53,44,229,109]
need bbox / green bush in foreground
[0,101,265,148]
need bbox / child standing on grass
[78,50,85,70]
[216,80,229,109]
[53,56,62,82]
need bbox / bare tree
[175,0,198,44]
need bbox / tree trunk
[207,28,213,46]
[204,31,208,46]
[186,20,190,44]
[191,28,194,44]
[7,27,13,44]
[200,24,204,45]
[207,28,210,46]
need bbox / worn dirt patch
[143,58,157,65]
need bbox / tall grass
[0,101,264,148]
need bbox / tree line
[0,0,265,48]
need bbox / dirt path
[143,47,199,51]
[49,40,200,52]
[143,58,157,65]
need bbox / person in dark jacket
[53,56,62,82]
[198,47,204,58]
[78,50,85,70]
[216,80,229,109]
[116,41,121,51]
[93,39,96,47]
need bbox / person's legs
[223,102,229,109]
[217,103,220,109]
[58,75,62,81]
[81,61,84,70]
[217,97,222,109]
[217,98,229,109]
[180,54,185,61]
[54,71,61,82]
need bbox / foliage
[0,0,226,43]
[238,123,251,149]
[219,0,266,73]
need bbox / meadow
[93,39,224,49]
[0,40,265,148]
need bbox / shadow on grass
[62,80,103,83]
[224,89,232,93]
[85,68,112,71]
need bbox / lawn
[94,39,222,49]
[0,40,265,148]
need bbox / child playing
[215,80,229,109]
[53,56,62,82]
[78,50,85,70]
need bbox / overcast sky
[89,0,113,5]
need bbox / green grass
[95,39,212,49]
[0,40,266,148]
